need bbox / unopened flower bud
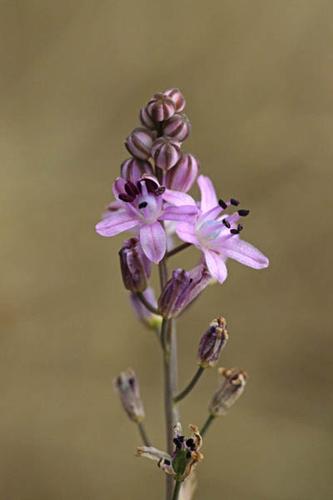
[130,287,162,330]
[125,127,155,160]
[151,137,182,170]
[209,368,248,417]
[147,93,176,122]
[139,106,156,130]
[165,153,199,192]
[198,317,228,368]
[162,113,191,142]
[114,368,145,422]
[164,88,186,112]
[120,158,153,183]
[158,265,212,319]
[119,238,151,292]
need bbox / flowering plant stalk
[96,88,269,500]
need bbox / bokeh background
[1,1,332,499]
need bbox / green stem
[166,242,192,258]
[173,366,205,403]
[159,258,175,500]
[172,481,182,500]
[200,414,216,437]
[161,317,169,353]
[136,421,151,447]
[136,292,160,316]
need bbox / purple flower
[96,175,197,264]
[176,175,269,283]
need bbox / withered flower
[137,424,203,482]
[209,367,248,417]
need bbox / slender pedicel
[135,291,160,315]
[166,242,192,258]
[173,367,205,403]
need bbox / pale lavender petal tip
[197,175,218,213]
[223,238,269,270]
[95,211,138,237]
[204,250,228,284]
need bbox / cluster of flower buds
[124,88,198,187]
[114,369,145,423]
[198,317,228,368]
[137,423,203,482]
[209,367,248,417]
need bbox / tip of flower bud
[218,367,248,383]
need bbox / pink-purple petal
[197,205,222,225]
[160,205,198,222]
[139,222,167,263]
[96,211,138,237]
[176,222,199,245]
[112,177,127,197]
[163,189,197,207]
[204,249,228,284]
[197,175,218,212]
[222,237,269,269]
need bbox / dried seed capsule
[198,317,228,368]
[209,368,248,416]
[147,93,176,122]
[125,127,155,160]
[162,113,191,142]
[139,106,156,130]
[165,153,199,192]
[120,158,153,183]
[119,238,151,292]
[164,88,186,112]
[114,368,145,422]
[151,137,182,170]
[158,265,212,319]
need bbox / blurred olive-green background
[1,1,332,499]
